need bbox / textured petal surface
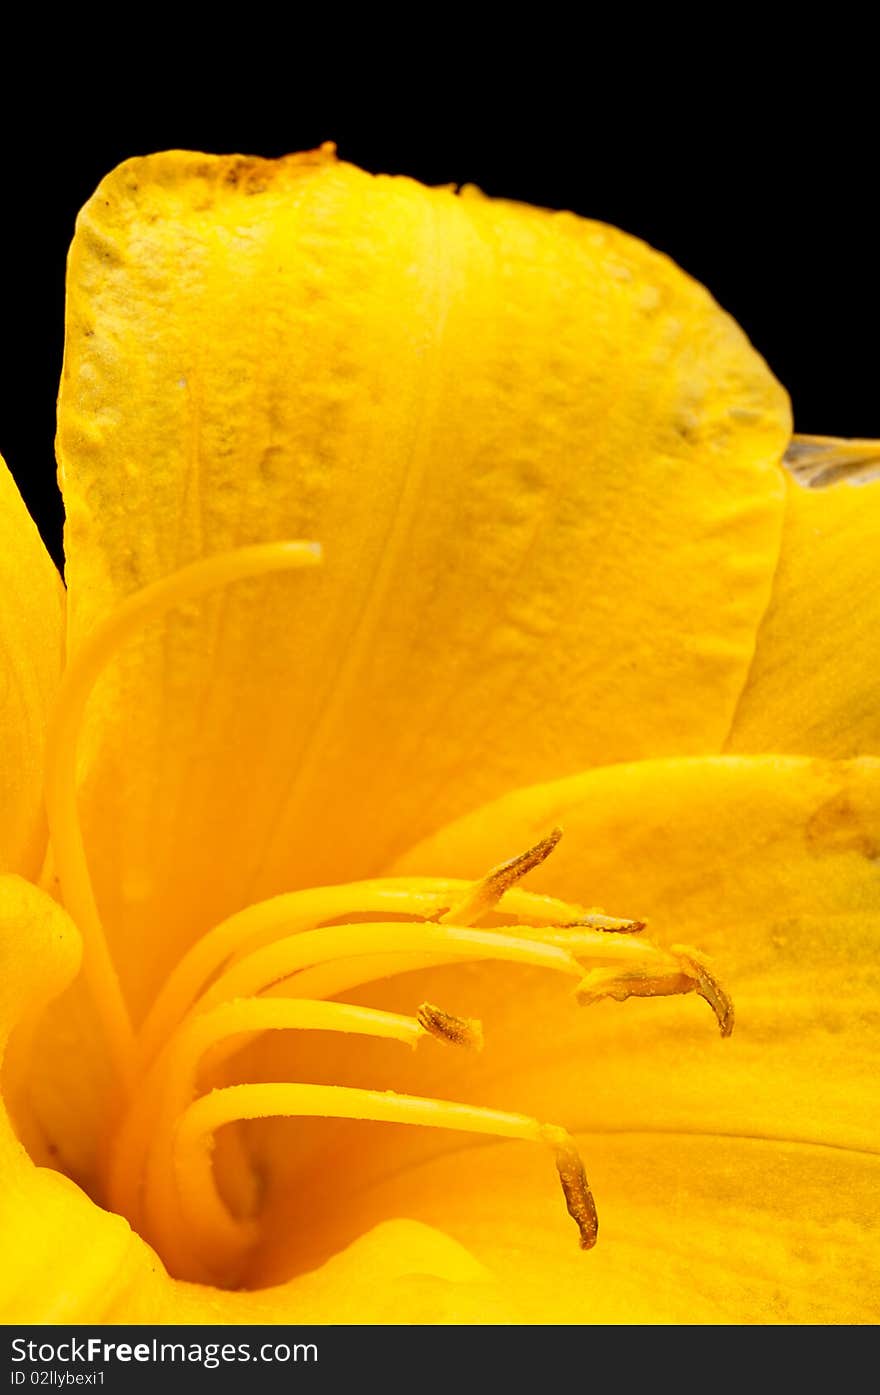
[726,469,880,756]
[57,148,790,1017]
[0,455,64,877]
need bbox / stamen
[493,886,636,929]
[545,1128,599,1251]
[115,996,426,1193]
[138,879,637,1064]
[576,948,736,1037]
[267,921,674,1004]
[193,922,586,1016]
[576,966,694,1007]
[673,947,735,1038]
[417,1002,484,1051]
[44,541,321,1092]
[136,882,460,1064]
[171,1082,596,1282]
[111,997,443,1266]
[125,880,678,1275]
[437,827,564,925]
[125,860,718,1283]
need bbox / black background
[2,79,876,569]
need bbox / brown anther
[417,1002,484,1051]
[481,825,564,890]
[438,827,564,925]
[575,966,692,1007]
[674,948,735,1038]
[566,913,646,934]
[552,1138,599,1251]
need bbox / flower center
[42,543,733,1289]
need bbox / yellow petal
[726,462,880,756]
[57,148,790,1014]
[0,454,64,877]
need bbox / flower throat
[41,542,733,1288]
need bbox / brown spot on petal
[806,789,880,861]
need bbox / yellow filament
[261,926,679,1005]
[135,1002,442,1276]
[134,914,680,1279]
[278,952,486,1001]
[193,923,586,1018]
[172,1082,589,1281]
[44,541,321,1091]
[132,923,587,1258]
[138,882,463,1065]
[124,910,663,1275]
[137,879,607,1065]
[109,997,430,1226]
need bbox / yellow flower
[1,145,878,1323]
